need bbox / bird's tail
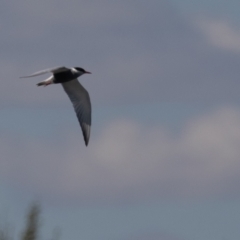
[36,76,53,86]
[37,81,46,86]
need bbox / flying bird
[20,66,92,146]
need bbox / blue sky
[1,0,240,240]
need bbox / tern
[20,66,92,146]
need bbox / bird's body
[53,70,77,83]
[20,66,92,146]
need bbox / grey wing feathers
[20,66,69,78]
[61,79,91,146]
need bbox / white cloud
[1,106,240,203]
[198,18,240,52]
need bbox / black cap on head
[75,67,85,72]
[74,67,91,74]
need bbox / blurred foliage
[0,203,60,240]
[21,203,40,240]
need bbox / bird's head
[72,67,91,76]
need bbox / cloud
[198,18,240,52]
[1,106,240,204]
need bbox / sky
[1,0,240,239]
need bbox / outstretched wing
[20,66,69,78]
[62,79,91,146]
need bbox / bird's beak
[85,71,91,74]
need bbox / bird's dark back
[53,71,76,83]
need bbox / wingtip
[84,138,89,146]
[80,123,90,146]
